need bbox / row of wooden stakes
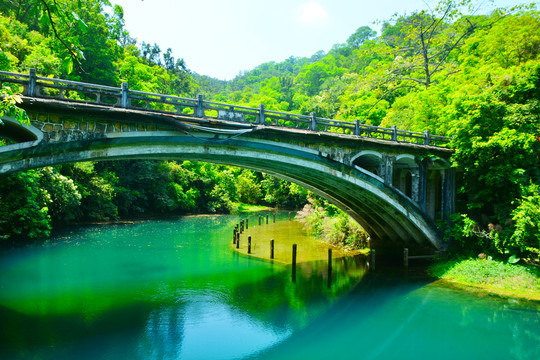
[231,215,332,285]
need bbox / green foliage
[446,213,498,255]
[236,170,262,205]
[37,167,81,222]
[374,8,540,260]
[347,26,377,49]
[296,196,369,250]
[261,174,308,209]
[70,162,118,221]
[446,61,540,258]
[510,184,540,255]
[0,170,52,239]
[0,86,29,125]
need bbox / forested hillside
[0,1,538,261]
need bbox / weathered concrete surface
[0,98,454,254]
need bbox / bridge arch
[351,151,383,178]
[393,155,416,197]
[1,119,451,254]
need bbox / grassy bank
[428,257,540,301]
[230,203,274,214]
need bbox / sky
[109,0,532,80]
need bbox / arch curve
[0,116,43,143]
[0,129,445,252]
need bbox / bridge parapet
[0,69,451,147]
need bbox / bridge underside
[0,102,454,254]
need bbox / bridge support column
[413,158,428,212]
[411,168,421,202]
[441,168,456,222]
[379,155,395,185]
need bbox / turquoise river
[0,213,539,359]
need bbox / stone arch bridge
[0,70,455,254]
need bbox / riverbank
[428,257,540,301]
[235,215,540,301]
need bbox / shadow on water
[253,264,540,360]
[0,302,154,360]
[228,254,370,332]
[250,266,433,360]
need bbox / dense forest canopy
[0,0,538,260]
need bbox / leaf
[71,12,88,33]
[63,56,74,75]
[508,254,520,264]
[39,13,51,27]
[76,19,88,33]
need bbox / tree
[261,175,308,209]
[38,167,81,222]
[347,26,377,49]
[0,0,91,72]
[0,86,28,125]
[0,170,52,239]
[379,0,482,90]
[236,170,262,205]
[510,184,540,256]
[106,4,135,48]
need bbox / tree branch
[396,76,428,86]
[429,20,476,76]
[39,0,83,71]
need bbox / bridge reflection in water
[0,69,455,254]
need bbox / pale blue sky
[110,0,533,80]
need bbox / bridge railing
[0,69,451,147]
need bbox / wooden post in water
[273,213,276,223]
[292,244,297,282]
[236,234,240,249]
[404,248,409,268]
[328,248,332,289]
[270,239,275,259]
[233,229,237,244]
[370,249,376,271]
[266,214,269,224]
[246,218,249,229]
[259,216,261,225]
[248,236,252,254]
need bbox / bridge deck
[0,69,452,148]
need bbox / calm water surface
[0,213,539,360]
